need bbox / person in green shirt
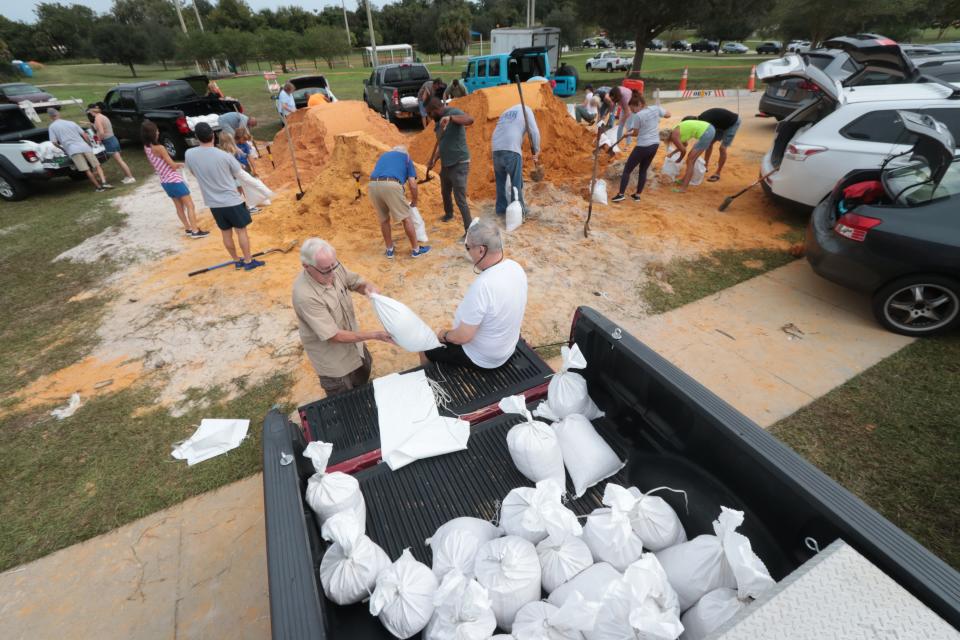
[426,95,475,234]
[663,118,716,192]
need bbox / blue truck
[462,46,578,97]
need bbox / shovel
[584,127,603,238]
[718,169,777,211]
[514,76,544,182]
[418,138,440,184]
[187,240,297,277]
[281,115,306,200]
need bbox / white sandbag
[534,344,604,422]
[582,485,645,572]
[553,415,623,497]
[537,534,594,594]
[513,593,602,640]
[369,293,442,352]
[591,179,608,204]
[319,511,391,605]
[370,549,439,639]
[473,535,542,632]
[499,479,581,545]
[680,588,747,640]
[661,153,682,181]
[506,187,523,232]
[656,507,774,611]
[303,441,366,527]
[500,395,565,486]
[587,553,683,640]
[236,169,275,208]
[548,562,622,607]
[427,517,502,579]
[424,571,497,640]
[628,486,687,552]
[690,157,707,187]
[409,205,429,243]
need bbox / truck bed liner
[297,339,551,467]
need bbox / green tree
[153,26,178,70]
[380,0,429,45]
[543,4,585,49]
[926,0,960,39]
[697,0,771,54]
[111,0,178,28]
[303,25,352,69]
[34,2,98,59]
[92,21,153,76]
[258,28,301,73]
[208,0,256,31]
[437,2,471,64]
[176,30,221,61]
[272,6,317,33]
[774,0,923,44]
[218,28,258,69]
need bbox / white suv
[758,50,960,208]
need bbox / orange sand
[6,356,142,414]
[408,82,606,200]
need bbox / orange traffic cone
[679,67,688,92]
[747,65,757,92]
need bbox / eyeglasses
[310,261,340,276]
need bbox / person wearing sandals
[694,108,741,182]
[141,121,208,239]
[611,94,670,203]
[664,118,716,192]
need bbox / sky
[2,1,356,24]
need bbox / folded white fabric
[171,418,250,465]
[374,370,470,470]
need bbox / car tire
[872,275,960,336]
[0,169,29,201]
[381,103,396,125]
[159,133,187,161]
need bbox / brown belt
[372,177,401,184]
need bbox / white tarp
[171,418,250,465]
[373,370,470,470]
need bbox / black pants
[618,143,660,195]
[440,162,472,231]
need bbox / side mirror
[461,71,467,79]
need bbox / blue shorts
[693,125,717,152]
[161,181,190,198]
[419,101,428,117]
[718,118,741,148]
[102,136,121,155]
[210,202,252,230]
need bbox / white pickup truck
[0,102,107,201]
[585,51,632,72]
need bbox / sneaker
[611,193,626,203]
[411,245,431,258]
[249,206,261,213]
[440,214,454,222]
[189,229,210,239]
[95,187,106,193]
[631,193,642,201]
[235,260,244,270]
[101,183,114,189]
[385,245,395,259]
[184,229,192,236]
[243,258,265,271]
[121,177,136,185]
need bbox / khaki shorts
[368,180,410,224]
[70,152,99,172]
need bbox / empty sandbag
[680,588,748,640]
[424,571,497,640]
[535,344,604,421]
[303,441,366,527]
[500,395,566,486]
[588,553,683,640]
[553,415,624,497]
[513,592,602,640]
[656,507,775,611]
[500,479,581,544]
[409,205,429,243]
[370,549,439,639]
[537,534,594,594]
[369,293,442,352]
[582,485,645,571]
[473,535,542,632]
[548,562,622,607]
[628,486,688,552]
[427,517,502,579]
[319,511,390,605]
[506,187,523,232]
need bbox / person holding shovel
[611,93,670,203]
[491,102,540,218]
[369,145,430,259]
[426,96,474,235]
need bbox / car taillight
[237,103,244,113]
[834,212,882,242]
[784,143,827,162]
[21,150,39,163]
[176,116,190,134]
[392,89,399,106]
[799,80,820,92]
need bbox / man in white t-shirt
[422,218,527,369]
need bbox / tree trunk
[326,58,334,69]
[161,59,168,70]
[128,61,137,77]
[256,58,261,71]
[630,34,647,75]
[281,61,289,73]
[313,57,318,70]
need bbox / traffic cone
[747,65,757,92]
[679,67,688,92]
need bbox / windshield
[382,66,429,84]
[139,83,199,108]
[3,84,41,96]
[884,157,960,205]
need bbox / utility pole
[364,0,379,67]
[341,0,352,53]
[172,0,187,33]
[192,1,205,31]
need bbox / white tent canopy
[362,44,414,66]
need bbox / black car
[691,39,719,52]
[647,39,665,50]
[806,111,960,336]
[289,75,335,109]
[670,40,690,51]
[756,41,782,55]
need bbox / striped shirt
[144,145,184,184]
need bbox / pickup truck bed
[263,307,960,639]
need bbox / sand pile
[408,82,605,201]
[261,100,405,188]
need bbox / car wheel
[159,133,187,161]
[381,103,396,125]
[0,170,29,201]
[872,275,960,336]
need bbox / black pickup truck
[100,77,241,159]
[362,63,431,126]
[262,307,960,638]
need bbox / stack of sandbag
[426,517,502,579]
[318,511,390,605]
[302,441,366,526]
[535,344,604,421]
[370,549,439,639]
[582,484,647,571]
[473,535,542,632]
[499,479,580,544]
[423,571,497,640]
[552,414,624,497]
[589,553,684,640]
[680,587,749,640]
[548,562,623,607]
[656,506,775,617]
[500,395,565,486]
[513,592,602,639]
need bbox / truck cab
[462,47,552,94]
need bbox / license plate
[776,88,787,97]
[396,111,412,118]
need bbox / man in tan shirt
[292,238,392,395]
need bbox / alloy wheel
[883,283,959,333]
